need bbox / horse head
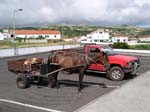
[94,51,110,71]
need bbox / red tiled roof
[14,30,60,35]
[140,35,150,38]
[128,36,137,38]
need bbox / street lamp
[61,24,64,49]
[13,8,23,56]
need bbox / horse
[47,50,109,92]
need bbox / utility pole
[13,8,23,56]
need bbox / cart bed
[8,58,43,73]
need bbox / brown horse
[47,50,109,92]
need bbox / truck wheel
[108,66,124,81]
[16,76,29,89]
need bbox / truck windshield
[101,45,113,52]
[101,45,117,55]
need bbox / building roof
[140,35,150,38]
[14,30,60,35]
[128,35,137,39]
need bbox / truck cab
[84,44,140,81]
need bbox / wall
[112,37,128,42]
[139,38,150,42]
[16,34,61,39]
[47,34,61,39]
[0,44,80,57]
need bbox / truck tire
[108,66,124,81]
[16,76,29,89]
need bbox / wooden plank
[46,68,65,76]
[45,65,84,77]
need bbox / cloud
[0,0,150,27]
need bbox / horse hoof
[48,84,56,88]
[78,89,82,93]
[49,82,56,88]
[56,83,60,89]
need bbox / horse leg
[54,73,59,89]
[48,74,56,88]
[48,65,58,88]
[78,69,84,92]
[49,73,59,89]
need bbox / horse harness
[84,54,100,65]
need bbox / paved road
[0,52,149,112]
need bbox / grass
[0,40,79,49]
[0,41,13,49]
[112,42,150,50]
[130,44,150,50]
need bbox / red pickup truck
[84,44,140,81]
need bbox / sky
[0,0,150,27]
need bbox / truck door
[88,47,106,72]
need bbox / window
[89,48,100,53]
[45,35,49,38]
[94,40,98,42]
[87,36,91,39]
[82,39,87,41]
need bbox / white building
[139,35,150,42]
[128,36,138,43]
[12,30,61,39]
[80,29,110,44]
[3,30,11,40]
[112,34,128,43]
[0,32,4,40]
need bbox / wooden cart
[8,57,51,89]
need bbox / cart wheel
[16,76,29,89]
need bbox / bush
[113,42,130,49]
[38,36,45,39]
[47,39,64,43]
[16,37,25,43]
[130,44,150,50]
